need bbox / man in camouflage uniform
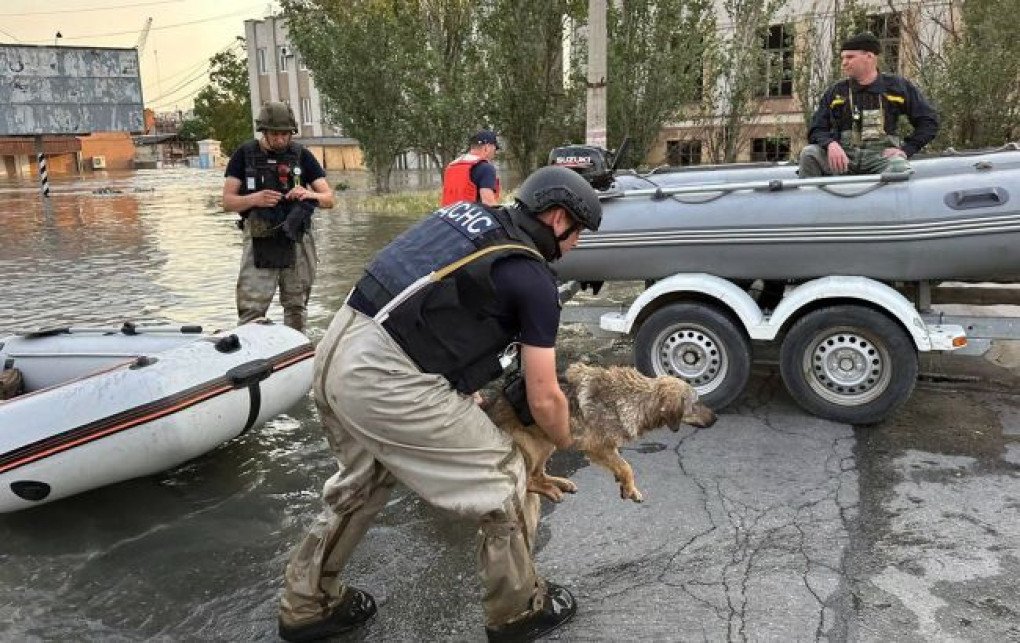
[222,102,334,333]
[799,32,939,177]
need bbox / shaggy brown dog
[483,363,717,503]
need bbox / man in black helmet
[799,31,939,177]
[278,165,602,643]
[222,101,334,333]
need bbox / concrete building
[243,16,365,171]
[0,44,144,177]
[651,0,954,166]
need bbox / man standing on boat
[277,166,601,642]
[441,129,501,206]
[798,32,939,177]
[222,101,334,333]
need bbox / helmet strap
[509,205,561,261]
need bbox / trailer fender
[766,276,934,349]
[600,273,763,335]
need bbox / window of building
[750,137,791,162]
[867,12,901,74]
[666,140,702,166]
[760,24,793,98]
[257,48,267,74]
[301,97,313,124]
[278,46,290,72]
[298,55,308,71]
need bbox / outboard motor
[548,137,630,191]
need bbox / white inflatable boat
[0,320,315,513]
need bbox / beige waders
[235,228,317,333]
[279,305,543,630]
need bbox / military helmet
[514,165,603,231]
[256,101,298,133]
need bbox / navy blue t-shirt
[490,256,560,348]
[469,161,498,192]
[224,142,326,193]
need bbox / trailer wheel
[779,305,917,425]
[634,303,751,410]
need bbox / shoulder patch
[436,202,500,237]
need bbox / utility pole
[585,0,607,148]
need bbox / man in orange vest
[441,129,501,207]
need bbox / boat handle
[226,359,273,388]
[944,187,1008,210]
[227,359,274,434]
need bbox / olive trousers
[279,305,544,629]
[798,135,908,178]
[235,230,317,333]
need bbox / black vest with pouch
[350,202,552,393]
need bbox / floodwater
[0,167,473,640]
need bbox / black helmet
[256,101,298,133]
[514,165,602,231]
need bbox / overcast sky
[2,0,278,113]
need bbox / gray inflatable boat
[555,144,1020,283]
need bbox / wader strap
[350,243,543,320]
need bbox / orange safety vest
[441,154,501,206]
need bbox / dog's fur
[483,363,716,503]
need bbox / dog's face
[654,377,717,430]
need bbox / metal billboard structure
[0,44,144,136]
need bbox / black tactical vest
[349,202,551,393]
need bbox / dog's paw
[528,482,565,503]
[547,476,577,494]
[620,485,644,503]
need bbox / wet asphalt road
[337,328,1020,642]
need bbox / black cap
[841,32,881,54]
[471,130,500,149]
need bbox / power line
[147,82,207,110]
[145,41,244,106]
[142,39,237,94]
[0,26,22,42]
[0,0,186,17]
[26,6,263,43]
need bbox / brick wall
[77,132,136,171]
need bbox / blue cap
[471,130,500,149]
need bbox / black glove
[282,200,316,241]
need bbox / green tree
[176,118,211,142]
[408,0,491,175]
[479,0,587,177]
[901,0,1020,149]
[190,39,252,155]
[606,0,715,167]
[283,0,422,193]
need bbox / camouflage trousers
[798,135,908,178]
[235,230,316,333]
[279,306,544,630]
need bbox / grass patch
[350,191,441,214]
